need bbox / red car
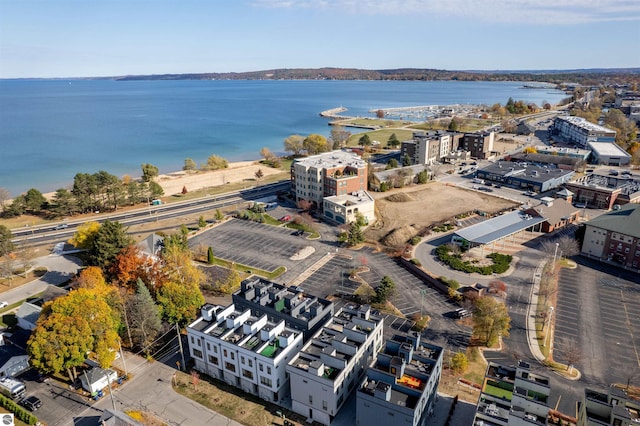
[279,215,291,222]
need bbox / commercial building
[566,172,640,210]
[532,146,591,160]
[586,142,631,166]
[291,151,368,209]
[552,116,616,147]
[475,162,575,193]
[577,386,640,426]
[287,304,384,425]
[187,303,304,403]
[523,198,581,233]
[232,278,334,340]
[508,152,583,171]
[580,203,640,271]
[322,190,375,225]
[356,333,443,426]
[473,361,551,426]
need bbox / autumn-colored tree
[523,146,538,154]
[141,163,159,182]
[214,268,241,294]
[182,185,188,195]
[28,312,94,382]
[110,245,153,291]
[449,352,468,373]
[472,296,511,347]
[283,134,305,156]
[303,134,330,155]
[68,221,101,250]
[202,155,228,171]
[156,245,205,324]
[183,158,197,174]
[72,266,107,289]
[255,169,264,186]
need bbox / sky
[1,0,639,78]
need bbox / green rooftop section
[484,380,513,401]
[323,366,340,380]
[274,298,285,313]
[260,340,279,358]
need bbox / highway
[10,181,290,246]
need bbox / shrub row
[0,394,38,425]
[436,245,513,275]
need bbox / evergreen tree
[128,279,162,355]
[89,220,133,268]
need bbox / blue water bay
[0,79,566,194]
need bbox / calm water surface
[0,79,566,194]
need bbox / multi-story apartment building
[286,304,384,425]
[459,131,495,160]
[232,278,334,340]
[291,150,368,209]
[552,116,616,147]
[577,386,640,426]
[187,303,304,403]
[566,173,640,210]
[473,361,551,426]
[400,131,457,165]
[356,333,443,426]
[581,203,640,271]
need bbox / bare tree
[556,235,580,258]
[556,337,582,374]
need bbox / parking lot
[190,217,473,352]
[555,258,640,386]
[189,219,329,276]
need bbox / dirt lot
[365,182,518,247]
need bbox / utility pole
[420,289,427,318]
[552,242,559,265]
[176,323,186,372]
[544,306,554,348]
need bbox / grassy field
[346,128,414,147]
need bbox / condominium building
[322,190,375,225]
[459,131,495,160]
[356,333,443,426]
[552,116,616,147]
[291,150,368,208]
[577,386,640,426]
[401,131,458,165]
[232,278,334,340]
[187,303,304,403]
[287,304,384,425]
[473,361,551,426]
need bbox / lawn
[346,128,414,147]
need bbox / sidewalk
[526,258,547,363]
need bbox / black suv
[21,396,42,411]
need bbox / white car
[0,301,9,309]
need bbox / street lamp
[420,289,427,318]
[552,242,559,264]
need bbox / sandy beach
[154,161,285,196]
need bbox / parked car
[479,187,493,192]
[494,184,502,189]
[0,301,8,309]
[53,223,68,230]
[292,229,305,236]
[279,215,291,222]
[21,396,42,412]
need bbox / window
[259,364,264,372]
[230,353,235,360]
[260,376,272,387]
[225,362,236,373]
[206,343,211,351]
[208,355,219,365]
[213,346,218,353]
[190,336,194,344]
[241,356,245,364]
[248,359,253,367]
[223,349,228,357]
[193,349,203,359]
[242,369,253,380]
[322,401,327,410]
[309,395,313,404]
[267,366,271,374]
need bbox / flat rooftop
[555,116,616,134]
[588,141,632,157]
[454,210,545,245]
[293,150,367,169]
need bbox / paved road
[1,254,81,305]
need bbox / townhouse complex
[287,304,384,425]
[357,332,443,426]
[400,130,495,164]
[552,116,617,147]
[474,361,551,426]
[577,386,640,426]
